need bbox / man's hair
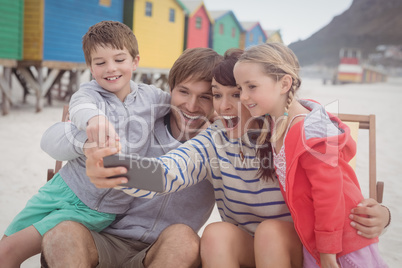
[82,21,139,66]
[168,48,223,91]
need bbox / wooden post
[1,67,13,115]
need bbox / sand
[0,77,401,267]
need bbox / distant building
[265,29,283,44]
[209,10,244,55]
[182,0,213,49]
[240,21,267,49]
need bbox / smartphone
[103,154,165,192]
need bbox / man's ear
[280,74,293,94]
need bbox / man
[40,47,223,268]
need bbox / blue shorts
[303,243,388,268]
[5,173,115,236]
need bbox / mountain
[288,0,402,67]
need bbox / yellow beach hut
[126,0,188,71]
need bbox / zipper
[140,194,171,241]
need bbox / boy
[0,20,173,267]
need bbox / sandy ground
[0,77,401,267]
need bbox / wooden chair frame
[47,105,69,181]
[338,113,384,203]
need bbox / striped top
[121,120,292,235]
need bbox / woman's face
[211,78,257,139]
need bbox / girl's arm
[299,146,346,255]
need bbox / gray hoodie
[41,80,215,243]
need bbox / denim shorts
[303,243,388,268]
[5,173,115,236]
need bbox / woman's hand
[85,146,127,188]
[349,198,390,238]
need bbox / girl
[234,43,388,268]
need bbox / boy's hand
[86,115,120,149]
[349,198,390,238]
[85,146,127,188]
[320,253,340,268]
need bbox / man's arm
[41,122,87,161]
[350,198,391,238]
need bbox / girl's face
[90,45,139,101]
[234,62,286,118]
[212,78,256,139]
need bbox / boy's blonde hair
[168,48,223,91]
[238,43,302,180]
[82,21,139,66]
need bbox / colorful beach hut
[0,0,24,115]
[209,10,244,55]
[23,0,124,63]
[182,0,213,49]
[125,0,188,70]
[265,29,283,44]
[17,0,124,112]
[0,0,24,61]
[240,21,267,49]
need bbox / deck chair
[338,113,384,203]
[46,105,69,181]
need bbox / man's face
[169,78,214,141]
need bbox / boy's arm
[41,122,87,161]
[68,87,106,131]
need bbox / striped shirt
[121,120,292,235]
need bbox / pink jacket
[281,100,378,265]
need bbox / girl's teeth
[106,76,119,81]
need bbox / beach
[0,77,401,267]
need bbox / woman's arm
[349,198,391,238]
[86,129,216,196]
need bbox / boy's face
[169,78,214,141]
[90,45,139,101]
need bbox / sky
[202,0,353,45]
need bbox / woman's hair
[213,48,244,87]
[238,43,302,180]
[82,21,139,66]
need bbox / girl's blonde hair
[238,43,302,180]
